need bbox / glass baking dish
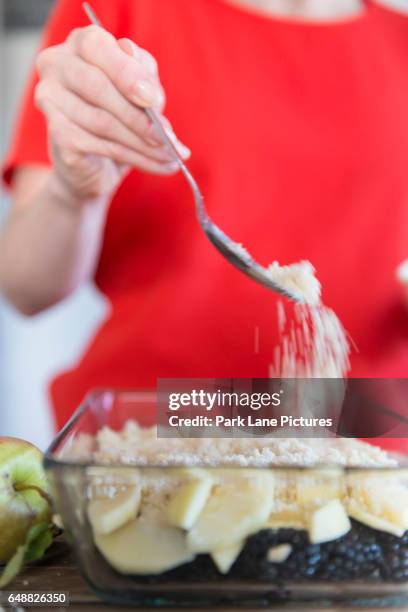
[44,390,408,608]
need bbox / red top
[4,0,408,442]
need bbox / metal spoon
[83,2,303,303]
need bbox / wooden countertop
[6,540,407,612]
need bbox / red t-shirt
[3,0,408,438]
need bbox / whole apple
[0,437,52,564]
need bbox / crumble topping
[61,421,396,468]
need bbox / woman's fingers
[117,38,162,103]
[38,51,190,158]
[43,105,180,176]
[36,80,179,165]
[58,54,161,145]
[70,26,163,109]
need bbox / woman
[1,0,408,432]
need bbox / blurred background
[0,0,107,449]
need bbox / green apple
[0,437,52,564]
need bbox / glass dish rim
[44,388,408,472]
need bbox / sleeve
[2,0,128,188]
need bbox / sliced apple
[266,511,305,530]
[86,467,140,488]
[346,498,405,538]
[168,467,212,480]
[296,469,344,507]
[383,490,408,531]
[368,484,408,531]
[308,499,351,544]
[187,471,274,553]
[166,476,213,530]
[267,543,292,563]
[211,541,244,574]
[267,471,304,530]
[88,485,141,535]
[94,518,194,574]
[346,474,408,534]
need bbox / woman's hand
[34,25,190,202]
[0,26,191,314]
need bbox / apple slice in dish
[94,517,194,574]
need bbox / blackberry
[129,553,221,584]
[101,523,408,584]
[235,524,406,583]
[374,529,408,582]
